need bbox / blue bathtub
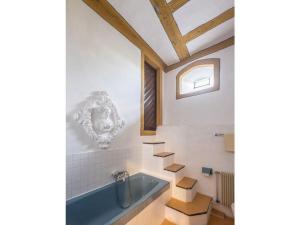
[66,173,169,225]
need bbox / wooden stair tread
[154,152,174,157]
[211,208,225,219]
[208,214,234,225]
[166,193,212,216]
[176,177,197,189]
[161,219,176,225]
[143,141,165,144]
[164,163,185,172]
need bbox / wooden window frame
[176,58,220,100]
[140,52,163,136]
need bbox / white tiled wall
[66,147,142,199]
[66,0,143,200]
[156,124,234,199]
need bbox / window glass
[180,64,214,94]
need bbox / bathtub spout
[112,170,129,182]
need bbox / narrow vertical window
[140,53,162,136]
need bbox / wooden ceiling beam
[83,0,167,69]
[150,0,190,60]
[165,36,234,72]
[183,7,234,43]
[168,0,189,13]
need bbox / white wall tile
[66,147,142,199]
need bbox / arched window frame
[176,58,220,99]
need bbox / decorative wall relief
[73,91,125,149]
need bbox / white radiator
[217,171,234,207]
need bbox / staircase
[142,141,213,225]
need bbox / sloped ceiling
[109,0,179,65]
[108,0,234,66]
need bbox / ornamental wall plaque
[73,91,125,149]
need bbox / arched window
[176,58,220,99]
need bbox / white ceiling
[108,0,234,66]
[173,0,234,35]
[187,18,234,55]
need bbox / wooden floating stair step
[176,177,197,189]
[143,141,165,144]
[154,152,175,157]
[161,219,176,225]
[210,208,225,219]
[164,163,185,172]
[209,212,234,225]
[166,193,212,216]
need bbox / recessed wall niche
[176,58,220,99]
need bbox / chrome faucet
[112,170,129,182]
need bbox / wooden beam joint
[165,36,234,72]
[168,0,189,13]
[150,0,190,60]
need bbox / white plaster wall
[157,46,234,199]
[66,0,142,199]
